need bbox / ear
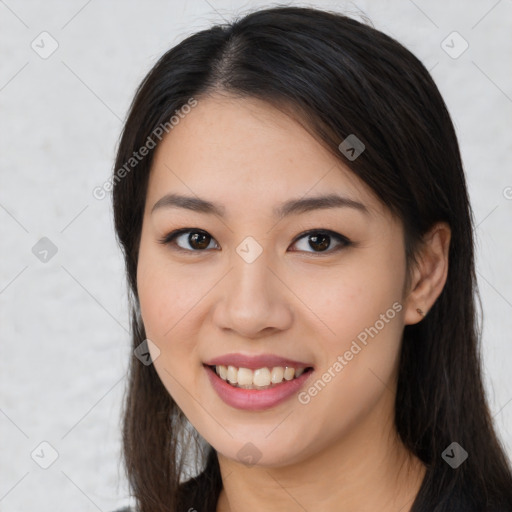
[403,222,451,325]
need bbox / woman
[112,6,512,512]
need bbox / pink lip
[204,364,314,411]
[203,353,313,370]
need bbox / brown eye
[187,231,211,250]
[159,228,351,255]
[306,233,330,251]
[159,229,219,252]
[290,230,351,254]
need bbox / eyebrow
[151,193,369,218]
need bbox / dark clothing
[112,464,512,512]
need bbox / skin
[136,94,451,512]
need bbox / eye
[158,228,351,254]
[158,228,219,252]
[289,229,351,254]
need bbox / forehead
[147,94,384,219]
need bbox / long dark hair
[112,6,512,512]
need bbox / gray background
[1,0,511,510]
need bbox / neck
[215,394,426,512]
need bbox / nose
[211,249,294,338]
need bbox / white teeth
[214,364,309,389]
[271,366,284,383]
[227,365,238,384]
[283,367,295,380]
[218,365,228,380]
[237,367,253,386]
[253,368,271,387]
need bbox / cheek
[293,271,405,449]
[293,250,406,417]
[295,257,404,345]
[136,240,203,341]
[136,248,202,402]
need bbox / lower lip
[204,365,314,411]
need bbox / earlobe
[403,222,451,326]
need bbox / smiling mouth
[208,364,314,390]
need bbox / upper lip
[203,353,314,370]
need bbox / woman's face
[137,94,415,467]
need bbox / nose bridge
[213,239,292,336]
[232,245,272,299]
[229,244,276,313]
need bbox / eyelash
[157,228,352,255]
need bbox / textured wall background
[1,1,511,510]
